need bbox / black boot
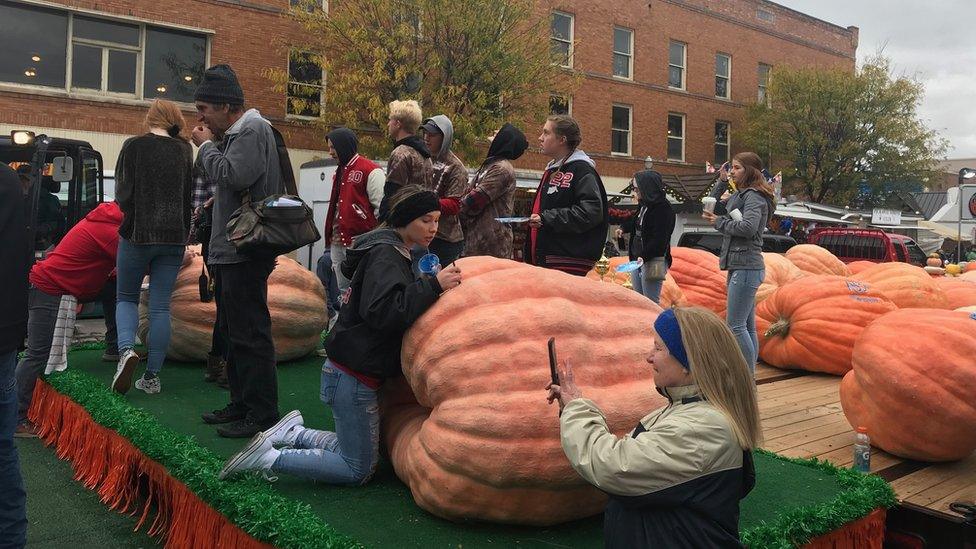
[204,354,225,382]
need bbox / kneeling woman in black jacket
[220,186,461,484]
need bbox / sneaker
[14,421,38,438]
[217,416,270,439]
[202,404,247,425]
[103,349,146,363]
[111,349,140,394]
[135,375,161,394]
[263,410,304,448]
[218,432,280,480]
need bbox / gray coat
[198,109,284,265]
[710,182,770,271]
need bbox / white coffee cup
[702,196,717,214]
[729,208,743,221]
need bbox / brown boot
[204,354,225,382]
[216,364,229,389]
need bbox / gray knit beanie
[194,64,244,105]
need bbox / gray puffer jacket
[711,184,770,271]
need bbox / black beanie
[388,191,440,228]
[194,64,244,105]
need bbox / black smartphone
[547,337,560,385]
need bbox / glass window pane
[107,49,136,93]
[0,3,67,87]
[758,64,770,84]
[714,144,729,165]
[71,44,102,90]
[289,52,321,85]
[551,41,570,65]
[287,83,321,117]
[715,122,729,143]
[669,42,684,66]
[549,95,569,115]
[613,53,629,77]
[73,15,139,46]
[613,28,631,54]
[144,27,207,103]
[668,115,683,138]
[551,13,571,40]
[612,106,629,130]
[716,54,729,76]
[715,76,728,98]
[668,137,683,160]
[669,66,682,88]
[612,130,628,154]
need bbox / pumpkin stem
[765,318,790,338]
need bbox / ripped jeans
[271,360,380,485]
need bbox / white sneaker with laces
[263,410,304,448]
[219,432,280,480]
[135,375,161,394]
[111,349,140,394]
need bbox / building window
[0,2,207,102]
[668,41,686,89]
[667,113,685,161]
[612,27,633,79]
[757,8,775,22]
[549,94,571,115]
[611,104,631,155]
[287,49,323,118]
[715,53,731,99]
[758,63,772,103]
[551,11,573,68]
[289,0,328,12]
[714,121,730,165]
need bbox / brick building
[0,0,856,192]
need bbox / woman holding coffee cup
[702,153,775,372]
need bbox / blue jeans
[115,238,184,375]
[0,349,28,547]
[630,264,665,304]
[272,361,379,485]
[316,249,340,318]
[726,268,765,372]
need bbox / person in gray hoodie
[702,152,775,372]
[191,64,284,438]
[421,115,469,264]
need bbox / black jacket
[115,133,193,245]
[0,163,28,353]
[325,228,442,379]
[526,150,608,274]
[621,171,675,265]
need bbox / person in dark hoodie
[218,186,461,484]
[323,127,385,301]
[615,171,676,304]
[459,123,528,259]
[379,100,433,221]
[527,114,609,275]
[421,115,469,264]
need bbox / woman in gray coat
[702,152,775,372]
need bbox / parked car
[677,231,797,255]
[807,228,928,266]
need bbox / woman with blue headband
[546,306,762,548]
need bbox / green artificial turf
[30,347,894,548]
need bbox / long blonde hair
[145,99,188,140]
[673,307,763,450]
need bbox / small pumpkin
[855,262,950,309]
[846,260,879,275]
[926,255,943,268]
[755,276,897,375]
[935,277,976,309]
[946,264,963,276]
[585,256,686,307]
[785,244,851,276]
[383,257,666,525]
[756,252,805,303]
[840,308,976,461]
[965,262,976,273]
[668,247,727,314]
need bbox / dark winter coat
[0,163,28,353]
[621,171,675,265]
[115,133,193,245]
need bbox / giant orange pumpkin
[962,271,976,282]
[840,309,976,461]
[935,277,976,309]
[785,244,851,276]
[138,248,328,362]
[756,252,805,303]
[383,257,666,525]
[669,247,727,314]
[854,262,950,309]
[755,276,897,375]
[846,260,878,275]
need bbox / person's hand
[182,249,194,268]
[191,126,214,147]
[702,211,718,222]
[528,213,543,228]
[203,196,215,208]
[614,228,624,239]
[720,191,731,201]
[436,262,462,291]
[718,164,729,182]
[546,359,583,411]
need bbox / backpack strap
[270,125,298,196]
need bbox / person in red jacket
[14,201,124,436]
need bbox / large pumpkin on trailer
[756,252,805,303]
[138,248,328,362]
[668,247,727,314]
[755,276,897,375]
[383,257,666,525]
[840,309,976,461]
[846,260,878,275]
[935,277,976,309]
[854,262,949,309]
[785,244,851,276]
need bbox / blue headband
[654,309,690,371]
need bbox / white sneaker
[111,349,140,394]
[219,432,280,480]
[135,375,161,394]
[263,410,304,448]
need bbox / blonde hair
[673,307,763,450]
[145,99,188,140]
[389,99,423,133]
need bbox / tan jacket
[460,160,517,258]
[432,151,469,243]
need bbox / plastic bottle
[853,426,871,473]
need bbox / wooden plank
[764,418,851,453]
[763,414,849,442]
[757,375,838,398]
[814,444,903,472]
[760,403,843,430]
[925,482,976,515]
[891,455,976,502]
[760,389,842,419]
[758,382,840,407]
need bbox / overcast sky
[780,0,976,159]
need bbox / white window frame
[611,103,632,156]
[667,113,685,162]
[551,11,574,68]
[69,17,142,98]
[715,52,731,99]
[758,63,772,103]
[286,49,325,120]
[612,26,633,80]
[289,0,329,12]
[549,93,572,116]
[668,40,686,90]
[714,121,730,165]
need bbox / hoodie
[324,128,385,246]
[0,163,28,352]
[622,171,675,264]
[380,135,434,221]
[30,202,124,302]
[526,150,609,275]
[325,227,443,381]
[423,115,469,243]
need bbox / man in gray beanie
[191,63,283,438]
